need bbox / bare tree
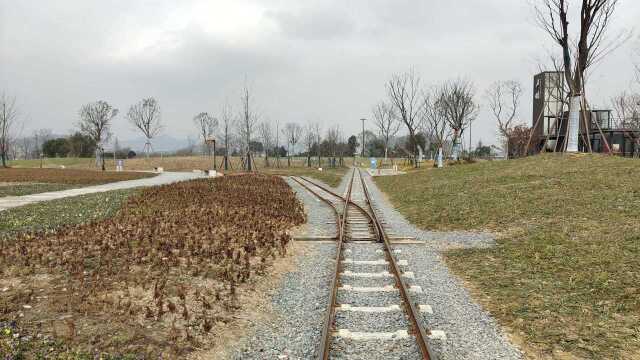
[438,79,479,160]
[33,129,52,160]
[534,0,627,152]
[611,92,640,157]
[18,133,33,161]
[485,81,523,159]
[325,126,339,168]
[219,101,233,170]
[423,89,450,168]
[313,123,322,167]
[372,101,400,161]
[127,97,162,157]
[274,119,282,168]
[0,93,18,167]
[79,100,118,170]
[258,121,274,167]
[282,122,302,167]
[387,69,423,167]
[193,112,217,156]
[238,84,258,171]
[611,91,640,126]
[303,123,316,167]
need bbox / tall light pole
[360,118,366,158]
[468,120,472,159]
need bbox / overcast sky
[1,0,639,148]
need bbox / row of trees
[373,71,480,168]
[191,84,363,171]
[0,96,162,169]
[80,98,162,169]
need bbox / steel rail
[356,168,436,360]
[319,169,354,360]
[296,176,372,222]
[292,172,356,360]
[290,176,342,232]
[292,171,435,359]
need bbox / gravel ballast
[230,171,521,359]
[230,242,336,359]
[286,178,338,239]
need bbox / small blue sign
[370,158,377,170]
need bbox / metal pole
[361,118,366,158]
[469,121,472,159]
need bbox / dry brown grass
[0,174,304,358]
[375,153,640,359]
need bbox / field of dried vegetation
[0,174,304,358]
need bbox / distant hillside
[118,135,191,153]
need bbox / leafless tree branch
[0,92,19,167]
[282,122,302,167]
[127,97,162,156]
[79,100,118,169]
[238,83,258,170]
[437,79,479,159]
[386,69,423,167]
[372,101,400,159]
[193,112,217,156]
[485,80,523,158]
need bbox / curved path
[0,171,205,212]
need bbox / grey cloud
[1,0,639,146]
[266,7,354,41]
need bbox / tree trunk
[565,95,582,153]
[451,129,460,161]
[409,130,419,168]
[505,139,509,160]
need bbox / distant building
[531,71,639,156]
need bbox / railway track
[291,169,436,360]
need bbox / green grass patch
[0,183,77,197]
[0,189,136,236]
[374,153,640,358]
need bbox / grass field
[0,189,136,236]
[0,183,76,197]
[0,175,304,358]
[0,168,154,198]
[374,154,640,359]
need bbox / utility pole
[361,118,366,158]
[469,121,472,159]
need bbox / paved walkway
[0,172,205,212]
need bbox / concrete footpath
[0,172,205,212]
